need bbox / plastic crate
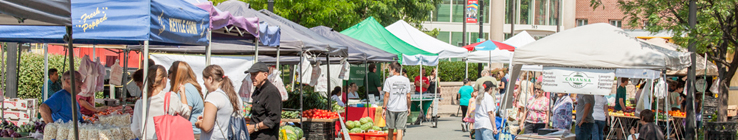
[705,122,738,140]
[303,121,336,140]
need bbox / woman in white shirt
[592,95,608,140]
[196,65,242,140]
[347,83,360,100]
[330,87,345,107]
[131,65,192,139]
[474,81,498,140]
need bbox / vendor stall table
[409,98,433,123]
[516,134,576,140]
[607,114,682,140]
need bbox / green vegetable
[360,123,372,131]
[350,128,363,133]
[372,126,381,131]
[360,117,370,124]
[346,121,356,129]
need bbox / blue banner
[0,0,210,46]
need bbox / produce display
[281,111,300,119]
[332,102,344,113]
[43,120,135,140]
[283,86,330,110]
[669,110,686,117]
[43,123,57,140]
[279,125,303,140]
[302,109,339,119]
[347,117,382,133]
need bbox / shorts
[385,111,408,130]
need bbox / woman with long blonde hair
[131,65,192,139]
[169,61,205,135]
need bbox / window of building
[430,0,452,22]
[437,31,451,43]
[576,19,588,26]
[610,20,622,28]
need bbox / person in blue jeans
[591,95,608,140]
[474,81,498,140]
[576,94,595,140]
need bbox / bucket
[341,132,365,140]
[363,131,397,140]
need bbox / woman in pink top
[519,83,549,134]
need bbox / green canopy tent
[341,17,439,125]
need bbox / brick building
[575,0,642,29]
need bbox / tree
[212,0,441,32]
[598,0,737,122]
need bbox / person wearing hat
[245,62,282,140]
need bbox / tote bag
[154,92,195,140]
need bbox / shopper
[131,65,192,139]
[414,67,430,95]
[592,95,608,140]
[475,68,498,95]
[575,94,595,140]
[474,81,499,140]
[497,70,507,95]
[169,61,205,136]
[245,62,282,140]
[346,83,360,100]
[637,109,664,140]
[458,78,474,132]
[43,68,62,99]
[615,78,629,111]
[520,83,549,134]
[516,72,533,120]
[551,93,573,130]
[670,81,684,111]
[368,63,383,99]
[195,65,244,140]
[382,62,412,140]
[427,68,440,94]
[39,71,84,123]
[330,87,346,107]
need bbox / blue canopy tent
[0,0,209,138]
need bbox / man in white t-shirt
[382,62,412,140]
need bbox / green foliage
[282,86,329,110]
[403,61,479,82]
[6,53,79,101]
[226,0,441,32]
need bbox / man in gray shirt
[575,94,595,140]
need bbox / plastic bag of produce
[67,123,79,140]
[87,125,99,140]
[79,125,89,140]
[42,123,57,140]
[111,127,123,140]
[121,125,136,140]
[99,127,114,140]
[115,114,131,126]
[56,122,69,140]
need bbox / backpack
[226,111,250,140]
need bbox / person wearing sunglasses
[519,83,549,134]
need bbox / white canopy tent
[501,23,691,138]
[645,38,718,76]
[386,20,468,59]
[502,31,536,48]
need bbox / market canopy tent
[385,20,467,59]
[217,0,343,56]
[0,0,71,26]
[0,0,211,46]
[341,16,437,62]
[466,32,536,63]
[502,31,536,48]
[512,23,690,70]
[311,26,397,62]
[645,38,718,76]
[260,10,348,56]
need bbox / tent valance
[0,0,211,46]
[385,20,467,59]
[310,26,397,62]
[341,16,437,62]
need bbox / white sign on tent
[542,67,615,95]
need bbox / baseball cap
[245,62,269,73]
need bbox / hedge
[386,61,479,82]
[3,53,79,101]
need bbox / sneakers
[461,123,467,132]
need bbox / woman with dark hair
[168,61,205,135]
[196,65,243,140]
[330,86,345,107]
[519,83,549,134]
[131,65,192,139]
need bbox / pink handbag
[154,92,195,140]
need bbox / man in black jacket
[247,62,282,140]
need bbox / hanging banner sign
[466,0,479,23]
[542,67,615,95]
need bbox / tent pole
[121,49,129,108]
[434,65,439,117]
[465,59,468,79]
[419,62,423,124]
[254,40,259,63]
[65,26,80,140]
[664,70,670,140]
[92,44,96,60]
[44,43,49,101]
[364,57,369,115]
[206,30,212,65]
[141,40,150,139]
[327,54,332,111]
[276,46,280,69]
[299,51,303,126]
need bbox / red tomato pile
[302,109,339,119]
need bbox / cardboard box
[728,105,737,117]
[3,110,31,120]
[7,119,29,126]
[2,100,28,110]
